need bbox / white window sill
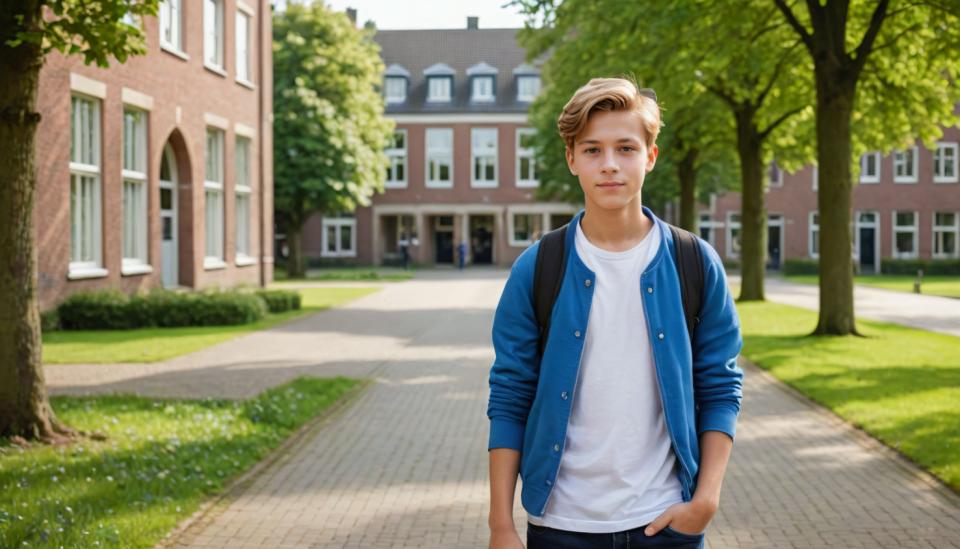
[471,181,499,188]
[509,239,534,248]
[893,177,917,184]
[236,78,256,90]
[472,97,496,103]
[859,178,879,184]
[386,97,406,104]
[384,181,408,189]
[933,177,959,184]
[425,181,453,189]
[517,180,539,188]
[161,43,189,61]
[320,252,357,258]
[204,257,228,270]
[426,98,452,103]
[893,254,919,260]
[68,266,109,280]
[235,255,257,267]
[204,63,228,78]
[121,263,154,276]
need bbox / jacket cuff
[697,405,739,441]
[488,417,526,451]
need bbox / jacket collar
[565,206,672,276]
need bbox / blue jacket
[487,207,743,517]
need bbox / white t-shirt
[528,218,684,533]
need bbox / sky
[275,0,531,30]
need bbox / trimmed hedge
[58,289,271,330]
[255,289,302,313]
[40,309,60,332]
[784,259,819,276]
[880,259,960,276]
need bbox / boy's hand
[489,525,524,549]
[643,498,717,537]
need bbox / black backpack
[533,223,704,357]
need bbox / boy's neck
[580,200,653,252]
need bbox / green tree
[774,0,960,335]
[273,2,393,277]
[0,0,158,442]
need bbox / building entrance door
[857,212,878,273]
[434,215,454,264]
[159,145,179,288]
[766,214,784,270]
[470,215,494,265]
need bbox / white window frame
[725,212,741,259]
[235,136,255,265]
[812,164,818,191]
[698,213,722,250]
[808,211,820,259]
[427,77,452,103]
[69,94,107,279]
[517,75,540,102]
[472,76,495,103]
[385,77,407,104]
[121,107,151,275]
[516,128,538,188]
[321,217,357,258]
[204,128,226,269]
[159,0,185,56]
[893,147,918,184]
[859,152,880,184]
[235,10,253,86]
[425,128,453,189]
[471,127,498,188]
[204,0,225,73]
[508,212,544,247]
[933,142,959,183]
[385,129,408,189]
[768,161,783,188]
[892,210,919,259]
[932,211,960,259]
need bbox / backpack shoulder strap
[669,224,705,344]
[534,223,569,357]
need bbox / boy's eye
[619,146,636,152]
[584,147,600,154]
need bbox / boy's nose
[601,152,619,172]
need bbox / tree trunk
[677,147,699,233]
[735,108,766,302]
[814,72,858,335]
[0,2,74,442]
[286,226,306,279]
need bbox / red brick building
[35,0,273,311]
[700,126,960,273]
[301,21,577,268]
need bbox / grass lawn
[42,287,379,364]
[737,300,960,493]
[0,376,362,549]
[785,274,960,298]
[273,265,413,282]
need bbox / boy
[486,78,743,549]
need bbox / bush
[255,289,302,313]
[57,289,269,330]
[784,259,819,276]
[40,309,60,332]
[881,259,960,276]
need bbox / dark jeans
[526,522,705,549]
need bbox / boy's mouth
[596,181,625,188]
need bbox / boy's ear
[646,144,659,173]
[565,146,577,176]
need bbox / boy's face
[565,109,658,213]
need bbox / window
[204,128,225,267]
[122,108,149,273]
[893,147,918,183]
[427,77,451,102]
[516,128,537,188]
[510,213,543,246]
[204,0,224,70]
[860,152,880,183]
[426,128,453,188]
[768,161,783,187]
[385,130,407,188]
[933,212,959,258]
[893,211,919,258]
[321,217,356,257]
[385,77,406,103]
[69,95,104,277]
[517,75,540,101]
[159,0,182,52]
[472,76,495,102]
[725,212,741,259]
[808,211,820,258]
[472,128,498,187]
[934,142,958,183]
[235,137,253,263]
[235,11,252,83]
[699,213,721,249]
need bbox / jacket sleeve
[487,244,541,451]
[691,240,744,440]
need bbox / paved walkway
[45,271,960,548]
[730,275,960,338]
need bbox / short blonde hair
[557,77,662,151]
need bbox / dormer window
[385,77,407,103]
[472,76,495,102]
[517,75,541,102]
[424,63,455,103]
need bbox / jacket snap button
[647,286,654,293]
[574,330,581,338]
[561,391,568,400]
[585,279,592,287]
[658,332,665,340]
[553,444,561,452]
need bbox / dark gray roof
[374,28,543,114]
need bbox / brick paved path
[46,271,960,548]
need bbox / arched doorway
[159,144,179,288]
